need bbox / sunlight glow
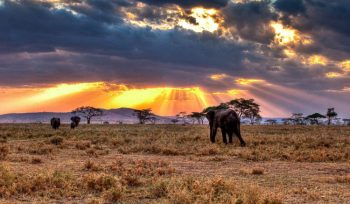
[271,22,296,45]
[326,72,342,78]
[28,82,103,103]
[339,60,350,71]
[110,87,209,115]
[235,78,265,85]
[178,7,221,33]
[210,73,228,80]
[306,55,328,66]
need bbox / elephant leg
[221,128,228,144]
[228,131,233,144]
[234,128,246,147]
[211,126,217,143]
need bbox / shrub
[151,180,168,198]
[0,145,9,160]
[85,174,119,192]
[84,160,100,171]
[50,136,64,145]
[251,168,264,175]
[75,141,91,150]
[121,173,142,187]
[31,157,43,164]
[103,186,125,203]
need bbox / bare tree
[72,106,103,124]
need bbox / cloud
[138,0,229,9]
[0,0,349,116]
[274,0,306,15]
[222,0,277,44]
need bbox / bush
[103,186,125,203]
[0,145,9,160]
[251,168,264,175]
[50,136,64,145]
[85,174,119,192]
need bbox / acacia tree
[227,98,261,124]
[72,106,103,124]
[291,113,305,125]
[266,119,277,125]
[202,103,229,113]
[306,113,326,125]
[176,112,187,124]
[188,112,205,124]
[134,109,154,124]
[326,108,338,125]
[171,119,179,124]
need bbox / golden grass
[0,124,349,203]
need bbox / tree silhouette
[188,112,205,124]
[343,119,350,126]
[134,109,154,124]
[326,108,337,125]
[176,112,187,124]
[266,119,277,125]
[227,98,261,124]
[291,113,305,125]
[171,118,179,124]
[306,113,326,125]
[202,103,228,113]
[72,106,103,124]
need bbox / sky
[0,0,349,117]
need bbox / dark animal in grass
[206,109,246,146]
[50,118,61,130]
[70,116,81,129]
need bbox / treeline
[69,99,349,125]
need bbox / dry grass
[2,124,349,162]
[0,144,9,160]
[0,124,349,203]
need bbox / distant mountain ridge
[0,108,172,124]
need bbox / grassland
[0,124,349,203]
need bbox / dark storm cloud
[274,0,306,15]
[275,0,350,60]
[138,0,229,8]
[0,0,255,87]
[0,0,349,103]
[222,0,277,44]
[0,0,249,67]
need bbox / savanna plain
[0,124,349,204]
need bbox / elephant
[70,116,81,129]
[206,109,246,146]
[50,117,61,130]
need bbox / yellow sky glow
[305,55,328,66]
[178,7,220,33]
[210,73,228,80]
[271,22,297,45]
[325,72,342,78]
[235,78,265,85]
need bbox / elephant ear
[206,110,215,123]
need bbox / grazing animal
[206,109,246,146]
[50,118,61,130]
[70,116,81,129]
